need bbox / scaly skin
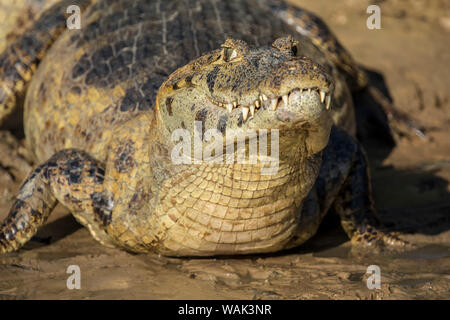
[0,0,60,53]
[0,0,407,255]
[0,0,92,127]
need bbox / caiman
[0,0,408,256]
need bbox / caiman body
[0,0,406,256]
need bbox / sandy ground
[0,0,449,299]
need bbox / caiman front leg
[0,149,114,253]
[288,127,409,250]
[325,128,408,248]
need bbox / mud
[0,0,449,299]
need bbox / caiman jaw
[208,87,332,122]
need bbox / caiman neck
[144,139,323,255]
[108,115,324,255]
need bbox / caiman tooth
[226,103,233,113]
[307,88,311,94]
[250,105,255,116]
[242,106,249,120]
[320,91,326,103]
[261,94,268,101]
[233,101,238,108]
[282,95,288,106]
[254,100,260,108]
[325,95,331,110]
[270,98,278,110]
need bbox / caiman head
[148,36,336,255]
[155,36,334,163]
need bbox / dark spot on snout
[206,66,220,94]
[237,113,244,127]
[195,108,208,137]
[166,97,173,116]
[217,114,228,134]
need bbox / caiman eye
[222,47,239,62]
